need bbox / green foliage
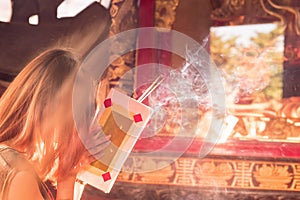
[210,24,284,101]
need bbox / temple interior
[0,0,300,199]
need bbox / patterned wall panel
[116,156,300,192]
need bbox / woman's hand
[56,126,110,200]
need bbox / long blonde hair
[0,48,85,182]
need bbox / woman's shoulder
[0,144,33,172]
[0,145,53,199]
[0,145,39,199]
[0,145,30,166]
[8,170,45,200]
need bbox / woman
[0,48,108,199]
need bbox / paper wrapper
[76,88,153,193]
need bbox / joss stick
[137,76,164,103]
[181,62,190,72]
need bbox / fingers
[87,135,110,151]
[86,130,111,159]
[79,134,110,167]
[88,128,110,144]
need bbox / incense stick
[137,76,164,103]
[137,76,161,102]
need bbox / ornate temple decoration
[154,0,179,29]
[211,0,299,28]
[259,1,300,67]
[116,156,300,191]
[211,0,300,65]
[105,0,138,94]
[253,164,293,189]
[210,0,247,24]
[150,96,300,141]
[193,161,234,186]
[229,97,300,141]
[260,0,300,35]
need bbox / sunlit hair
[0,48,86,183]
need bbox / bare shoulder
[8,171,44,200]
